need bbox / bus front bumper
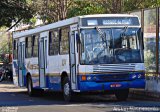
[78,79,145,92]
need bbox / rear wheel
[27,76,34,96]
[115,89,129,101]
[27,76,44,96]
[62,77,74,102]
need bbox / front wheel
[27,76,44,97]
[63,77,74,102]
[115,89,129,101]
[27,76,34,96]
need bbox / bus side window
[32,35,39,57]
[25,37,32,58]
[49,30,59,55]
[60,27,69,54]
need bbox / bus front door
[39,35,48,88]
[70,31,78,90]
[18,42,25,87]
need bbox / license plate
[110,84,122,88]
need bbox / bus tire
[62,77,74,102]
[27,76,44,97]
[115,89,129,101]
[27,76,37,96]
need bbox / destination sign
[103,18,132,25]
[81,17,140,26]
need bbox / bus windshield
[80,28,142,64]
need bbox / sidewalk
[0,81,26,92]
[129,89,160,101]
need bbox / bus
[12,14,145,101]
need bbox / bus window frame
[48,29,59,56]
[59,26,70,55]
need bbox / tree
[0,0,34,28]
[124,0,160,12]
[96,0,123,13]
[68,0,105,18]
[31,0,74,23]
[0,27,12,64]
[28,0,160,25]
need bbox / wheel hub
[64,83,70,96]
[28,81,31,93]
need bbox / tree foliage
[0,0,34,27]
[1,0,160,27]
[31,0,74,23]
[0,27,12,63]
[68,0,105,18]
[124,0,160,12]
[96,0,123,13]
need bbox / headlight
[87,76,92,80]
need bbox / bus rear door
[18,42,25,87]
[39,32,48,88]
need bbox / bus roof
[78,14,138,18]
[13,14,138,39]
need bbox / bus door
[18,42,25,87]
[39,34,48,88]
[70,24,78,90]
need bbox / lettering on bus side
[62,59,67,66]
[27,61,39,70]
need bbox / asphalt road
[0,82,160,112]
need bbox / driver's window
[129,35,138,49]
[122,36,128,48]
[121,35,138,49]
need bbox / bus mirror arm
[141,32,144,50]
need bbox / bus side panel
[46,75,61,91]
[30,57,40,88]
[46,55,61,91]
[59,54,70,81]
[25,58,34,86]
[46,54,70,91]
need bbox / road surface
[0,82,160,112]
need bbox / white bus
[12,14,145,101]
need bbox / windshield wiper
[122,25,129,35]
[95,26,106,42]
[121,25,129,42]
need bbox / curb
[129,89,160,101]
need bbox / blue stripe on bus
[46,76,61,91]
[31,75,61,91]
